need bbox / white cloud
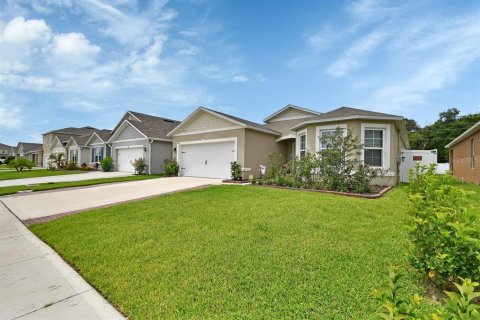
[52,33,101,57]
[327,30,389,77]
[1,16,51,45]
[346,0,399,22]
[0,95,23,129]
[232,75,248,82]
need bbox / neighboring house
[108,111,180,173]
[445,121,479,184]
[168,105,410,184]
[16,142,44,166]
[0,143,11,162]
[42,126,99,167]
[65,130,112,167]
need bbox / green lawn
[0,174,164,196]
[30,185,449,319]
[0,169,85,180]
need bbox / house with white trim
[108,111,180,174]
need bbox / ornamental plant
[407,163,480,287]
[131,157,147,174]
[49,153,65,169]
[11,157,34,171]
[230,161,242,181]
[101,157,114,172]
[164,159,179,176]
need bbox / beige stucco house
[168,105,409,184]
[446,121,479,184]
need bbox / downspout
[108,143,114,171]
[148,139,153,174]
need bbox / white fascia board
[290,115,404,131]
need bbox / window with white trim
[363,128,384,167]
[70,149,78,163]
[299,133,306,158]
[91,147,104,163]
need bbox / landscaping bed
[252,183,393,198]
[30,185,439,319]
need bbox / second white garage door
[116,147,143,173]
[179,140,236,179]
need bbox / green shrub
[5,156,15,165]
[229,161,242,180]
[407,164,480,287]
[101,157,114,172]
[374,266,421,319]
[131,157,147,175]
[375,267,480,320]
[11,157,34,171]
[164,159,179,176]
[65,161,79,170]
[265,153,285,179]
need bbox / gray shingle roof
[95,129,112,142]
[19,142,43,153]
[202,107,280,135]
[43,126,99,136]
[0,143,11,149]
[128,111,181,140]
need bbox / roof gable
[445,120,480,148]
[110,111,179,141]
[264,104,322,123]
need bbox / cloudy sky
[0,0,479,145]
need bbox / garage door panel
[179,141,235,179]
[116,147,143,173]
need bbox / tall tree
[407,108,480,162]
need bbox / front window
[299,134,306,158]
[320,130,336,150]
[91,147,104,163]
[70,149,78,163]
[364,129,384,167]
[472,138,476,169]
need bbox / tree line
[405,108,480,163]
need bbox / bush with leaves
[64,161,79,170]
[407,163,480,287]
[230,161,242,180]
[100,157,114,172]
[131,157,147,174]
[164,159,179,176]
[49,153,65,169]
[375,267,480,320]
[11,157,34,171]
[5,156,15,165]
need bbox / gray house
[65,130,112,167]
[0,143,11,163]
[108,111,180,174]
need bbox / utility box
[400,149,438,183]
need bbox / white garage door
[179,141,236,179]
[116,147,143,173]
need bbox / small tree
[101,157,114,172]
[317,128,381,193]
[230,161,242,180]
[11,158,33,171]
[49,153,65,169]
[131,157,147,174]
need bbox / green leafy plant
[374,266,421,319]
[48,153,65,169]
[65,161,79,171]
[164,159,179,176]
[439,278,480,319]
[101,157,114,172]
[11,157,34,171]
[131,157,147,175]
[5,156,15,165]
[407,163,480,287]
[230,161,242,181]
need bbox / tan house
[445,121,479,184]
[168,105,409,185]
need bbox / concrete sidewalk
[0,171,132,187]
[0,203,124,320]
[2,177,222,221]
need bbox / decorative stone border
[251,184,393,199]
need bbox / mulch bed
[251,184,393,199]
[222,179,250,184]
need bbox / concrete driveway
[0,177,221,319]
[1,177,222,221]
[0,171,133,187]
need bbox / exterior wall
[80,147,90,165]
[450,130,480,184]
[244,129,286,178]
[172,128,246,166]
[43,133,55,154]
[115,124,144,141]
[265,118,311,137]
[176,111,241,135]
[150,141,173,174]
[111,139,149,171]
[298,119,402,186]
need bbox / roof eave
[445,121,480,148]
[263,104,322,123]
[290,115,404,131]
